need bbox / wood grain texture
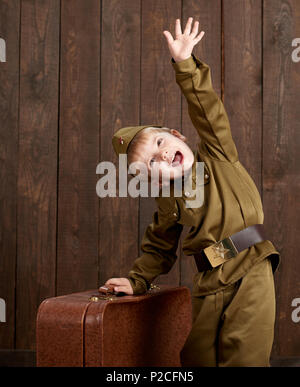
[223,0,262,192]
[139,0,182,287]
[263,0,300,357]
[99,0,141,285]
[0,0,20,349]
[57,0,100,296]
[180,0,222,291]
[16,0,59,349]
[0,0,299,358]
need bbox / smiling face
[127,127,195,184]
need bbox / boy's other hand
[104,277,134,295]
[163,17,205,63]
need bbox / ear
[170,128,187,142]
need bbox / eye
[157,138,163,146]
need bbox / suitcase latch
[148,283,160,292]
[89,295,117,302]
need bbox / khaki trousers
[180,257,276,367]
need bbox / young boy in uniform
[104,17,280,367]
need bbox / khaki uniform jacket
[127,54,280,296]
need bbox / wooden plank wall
[0,0,299,360]
[263,0,300,356]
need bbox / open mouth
[171,151,184,167]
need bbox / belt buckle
[203,237,238,268]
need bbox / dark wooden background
[0,0,299,364]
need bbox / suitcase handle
[89,283,161,302]
[88,285,118,301]
[98,285,116,295]
[98,283,161,296]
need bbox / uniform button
[185,191,191,197]
[173,212,177,217]
[205,173,209,179]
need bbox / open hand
[163,17,205,63]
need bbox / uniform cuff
[171,53,198,74]
[127,276,148,295]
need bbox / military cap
[112,124,163,159]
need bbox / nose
[161,149,171,163]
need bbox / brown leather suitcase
[36,284,192,367]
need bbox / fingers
[190,20,199,37]
[164,18,204,40]
[183,16,193,35]
[194,30,205,43]
[114,285,127,293]
[104,278,133,295]
[163,30,174,45]
[172,18,204,40]
[175,18,182,37]
[104,279,124,293]
[105,278,124,286]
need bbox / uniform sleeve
[171,53,239,163]
[127,198,183,295]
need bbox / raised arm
[163,18,238,163]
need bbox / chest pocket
[156,196,180,223]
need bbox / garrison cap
[112,124,163,158]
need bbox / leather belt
[193,224,267,271]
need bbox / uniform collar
[182,150,197,186]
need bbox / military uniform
[112,54,280,366]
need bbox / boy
[105,17,280,367]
